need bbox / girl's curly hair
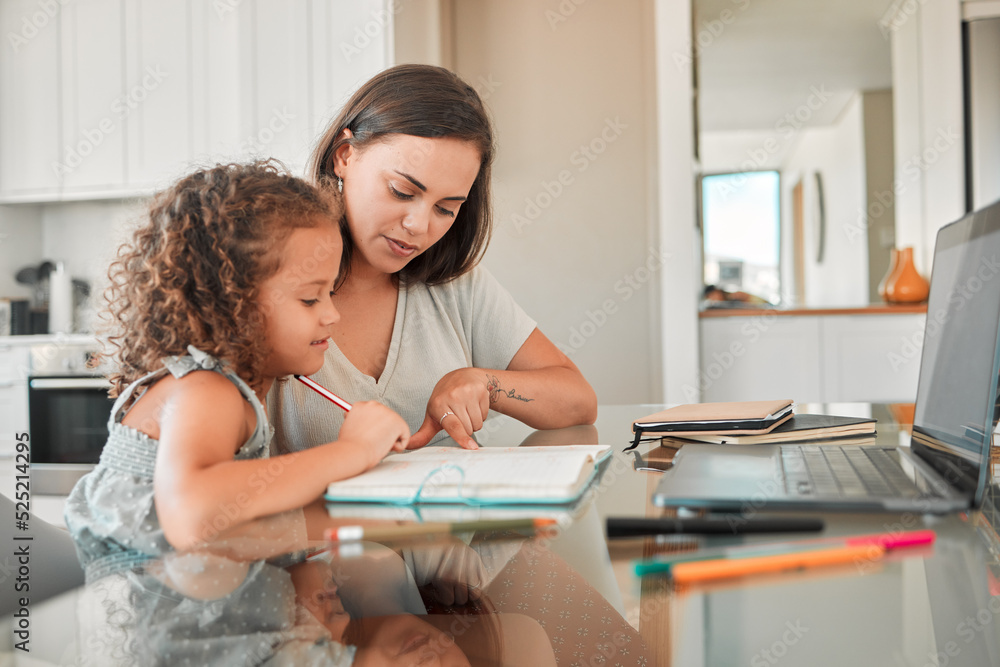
[100,160,341,397]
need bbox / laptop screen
[912,198,1000,506]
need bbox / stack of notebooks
[630,400,876,448]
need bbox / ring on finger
[440,411,456,423]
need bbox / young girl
[65,160,410,575]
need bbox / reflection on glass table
[7,403,1000,666]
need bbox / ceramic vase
[878,248,901,302]
[883,247,929,304]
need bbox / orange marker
[669,543,884,585]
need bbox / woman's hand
[408,368,487,449]
[407,330,597,450]
[402,541,488,606]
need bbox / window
[701,171,781,305]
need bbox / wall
[862,89,896,301]
[448,0,670,403]
[700,130,799,173]
[780,93,868,307]
[652,0,701,404]
[0,200,133,332]
[40,200,140,331]
[393,0,452,67]
[888,0,965,274]
[702,94,870,309]
[0,206,43,300]
[967,16,1000,209]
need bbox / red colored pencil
[294,374,352,411]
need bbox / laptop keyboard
[780,445,928,498]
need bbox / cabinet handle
[29,378,110,390]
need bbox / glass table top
[4,403,1000,666]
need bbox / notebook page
[325,445,610,503]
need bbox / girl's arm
[153,371,407,551]
[408,328,597,449]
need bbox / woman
[270,64,596,452]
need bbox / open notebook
[325,445,612,505]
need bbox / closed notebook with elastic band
[629,399,793,449]
[669,413,876,445]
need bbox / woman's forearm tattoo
[486,373,534,405]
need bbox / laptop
[652,198,1000,513]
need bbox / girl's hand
[408,368,487,450]
[338,401,410,467]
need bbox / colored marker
[844,529,936,549]
[634,529,935,577]
[295,374,352,411]
[325,517,558,543]
[668,543,884,584]
[607,516,825,538]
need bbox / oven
[28,343,115,494]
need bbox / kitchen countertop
[0,333,97,346]
[699,303,928,317]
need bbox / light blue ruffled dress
[64,346,355,666]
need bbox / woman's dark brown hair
[309,64,494,287]
[100,160,341,397]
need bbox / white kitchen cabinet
[237,0,390,174]
[59,0,127,194]
[123,0,197,190]
[699,312,926,404]
[699,316,823,403]
[0,0,62,198]
[314,0,396,127]
[0,345,30,458]
[820,314,924,403]
[888,0,965,267]
[190,0,241,167]
[0,0,392,201]
[240,0,314,174]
